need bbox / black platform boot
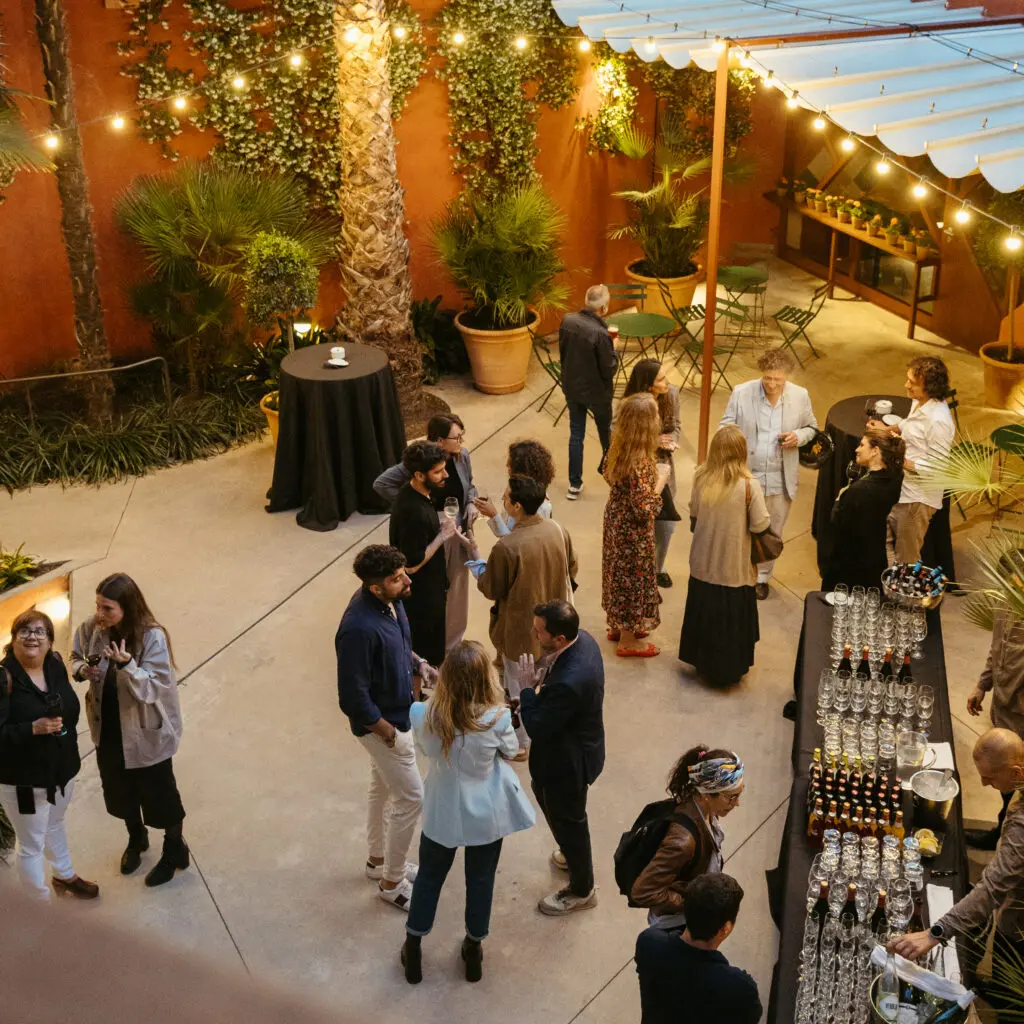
[401,934,422,984]
[144,825,190,888]
[120,822,149,875]
[461,937,483,983]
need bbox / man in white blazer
[719,348,818,599]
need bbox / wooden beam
[697,45,730,464]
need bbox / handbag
[745,479,784,565]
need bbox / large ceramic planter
[0,560,74,657]
[455,311,535,394]
[980,341,1024,410]
[260,392,279,445]
[624,261,701,318]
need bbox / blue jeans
[406,833,504,941]
[567,400,613,488]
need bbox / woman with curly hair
[474,439,556,536]
[601,393,668,657]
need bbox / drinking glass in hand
[43,693,67,738]
[443,498,460,521]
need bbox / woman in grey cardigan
[72,574,187,888]
[625,361,683,588]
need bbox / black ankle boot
[144,831,190,888]
[401,935,422,984]
[120,825,149,875]
[461,937,483,983]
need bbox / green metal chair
[771,283,828,367]
[729,242,773,330]
[606,282,647,312]
[530,329,568,424]
[666,302,744,391]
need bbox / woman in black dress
[821,427,905,591]
[72,574,188,888]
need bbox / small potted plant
[775,175,790,199]
[837,202,852,225]
[850,202,865,230]
[814,191,828,213]
[868,214,883,238]
[915,230,936,258]
[885,217,901,246]
[902,232,918,254]
[793,183,807,205]
[825,195,839,217]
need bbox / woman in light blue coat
[401,641,535,985]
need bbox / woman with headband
[630,744,745,926]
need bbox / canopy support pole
[697,44,730,463]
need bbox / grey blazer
[72,617,182,770]
[719,379,817,500]
[373,449,478,524]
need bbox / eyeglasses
[447,432,465,442]
[16,627,49,639]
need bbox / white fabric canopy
[552,0,1024,192]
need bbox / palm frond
[960,537,1024,628]
[0,108,51,174]
[913,439,1007,505]
[612,123,653,161]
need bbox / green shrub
[412,296,469,383]
[0,543,41,592]
[244,232,320,329]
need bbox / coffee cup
[875,399,892,417]
[331,346,346,363]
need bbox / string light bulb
[343,26,360,44]
[840,135,856,152]
[876,158,890,175]
[289,53,304,67]
[172,96,188,111]
[813,115,826,131]
[955,203,971,224]
[786,91,799,109]
[515,36,528,50]
[912,180,928,199]
[231,75,246,90]
[110,115,126,131]
[1006,231,1022,252]
[578,38,591,52]
[43,134,59,150]
[393,25,406,39]
[452,31,465,45]
[711,37,725,54]
[644,37,656,55]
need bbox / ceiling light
[813,115,826,131]
[452,31,465,45]
[912,181,927,198]
[43,134,59,150]
[231,75,246,90]
[876,158,890,175]
[289,53,304,67]
[578,38,591,52]
[955,204,971,224]
[515,36,528,50]
[172,96,188,110]
[393,25,406,39]
[840,135,855,152]
[111,115,126,131]
[343,26,360,44]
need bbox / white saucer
[824,593,836,606]
[882,413,902,426]
[326,358,349,367]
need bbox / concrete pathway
[0,262,1010,1021]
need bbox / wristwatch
[413,658,428,675]
[929,922,947,941]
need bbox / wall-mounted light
[37,595,71,624]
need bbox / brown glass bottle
[857,646,872,677]
[825,800,839,830]
[841,882,859,922]
[838,644,853,674]
[892,810,906,841]
[807,798,825,844]
[880,807,892,835]
[865,807,879,838]
[850,806,864,837]
[870,889,887,934]
[879,647,895,681]
[840,801,852,832]
[898,653,913,683]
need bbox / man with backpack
[517,600,605,917]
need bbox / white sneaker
[538,887,598,916]
[567,485,583,501]
[365,860,418,882]
[378,877,414,912]
[550,849,568,871]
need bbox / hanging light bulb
[289,53,304,67]
[786,91,799,109]
[578,38,591,53]
[231,75,246,90]
[43,134,59,150]
[393,25,407,39]
[876,158,890,175]
[761,70,774,90]
[912,180,928,199]
[813,115,826,131]
[1006,231,1022,252]
[840,135,856,152]
[452,31,466,45]
[110,115,126,131]
[955,203,971,224]
[343,25,360,44]
[644,37,657,55]
[172,95,188,111]
[515,36,528,50]
[710,36,725,54]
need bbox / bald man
[892,729,1024,1001]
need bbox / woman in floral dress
[602,393,668,657]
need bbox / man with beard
[337,545,437,911]
[389,440,474,667]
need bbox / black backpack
[613,798,702,908]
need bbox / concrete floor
[0,261,1015,1021]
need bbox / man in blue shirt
[635,872,762,1024]
[337,545,437,912]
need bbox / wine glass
[887,878,913,934]
[443,497,460,521]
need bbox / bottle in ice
[878,951,900,1022]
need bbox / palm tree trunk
[334,0,423,413]
[34,0,113,424]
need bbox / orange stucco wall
[0,0,785,378]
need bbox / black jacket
[558,309,617,408]
[821,467,904,592]
[0,652,81,791]
[520,630,605,789]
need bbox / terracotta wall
[0,0,785,378]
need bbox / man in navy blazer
[518,600,605,917]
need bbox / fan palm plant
[0,81,51,192]
[433,184,568,331]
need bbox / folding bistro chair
[605,282,647,312]
[729,242,774,329]
[771,283,828,367]
[666,302,744,391]
[530,328,568,424]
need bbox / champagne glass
[443,497,460,521]
[834,584,849,607]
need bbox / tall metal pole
[697,44,730,462]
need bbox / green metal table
[605,311,678,386]
[718,264,768,338]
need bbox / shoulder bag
[745,479,784,565]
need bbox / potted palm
[610,118,722,318]
[433,185,568,394]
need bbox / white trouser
[357,730,423,884]
[502,657,530,749]
[0,782,76,902]
[757,492,793,583]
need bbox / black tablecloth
[812,394,955,581]
[266,343,406,531]
[766,593,968,1024]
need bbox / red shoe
[607,629,649,642]
[616,643,661,658]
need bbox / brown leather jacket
[630,796,714,915]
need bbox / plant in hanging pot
[433,185,568,395]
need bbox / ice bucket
[910,770,959,833]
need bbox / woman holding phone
[72,573,188,888]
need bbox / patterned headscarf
[688,751,745,794]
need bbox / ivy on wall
[575,49,637,155]
[118,0,427,212]
[432,0,578,197]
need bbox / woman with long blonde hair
[402,641,535,985]
[679,425,770,685]
[602,393,668,657]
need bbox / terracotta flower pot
[867,224,880,237]
[980,341,1024,410]
[902,238,917,254]
[794,191,806,205]
[851,216,864,230]
[815,200,828,213]
[260,392,279,445]
[624,261,701,318]
[838,212,851,224]
[916,244,933,258]
[455,311,536,394]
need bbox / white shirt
[898,398,955,509]
[749,384,785,497]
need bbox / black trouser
[532,777,593,896]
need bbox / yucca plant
[432,185,569,331]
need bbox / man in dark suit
[518,600,605,916]
[558,284,618,501]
